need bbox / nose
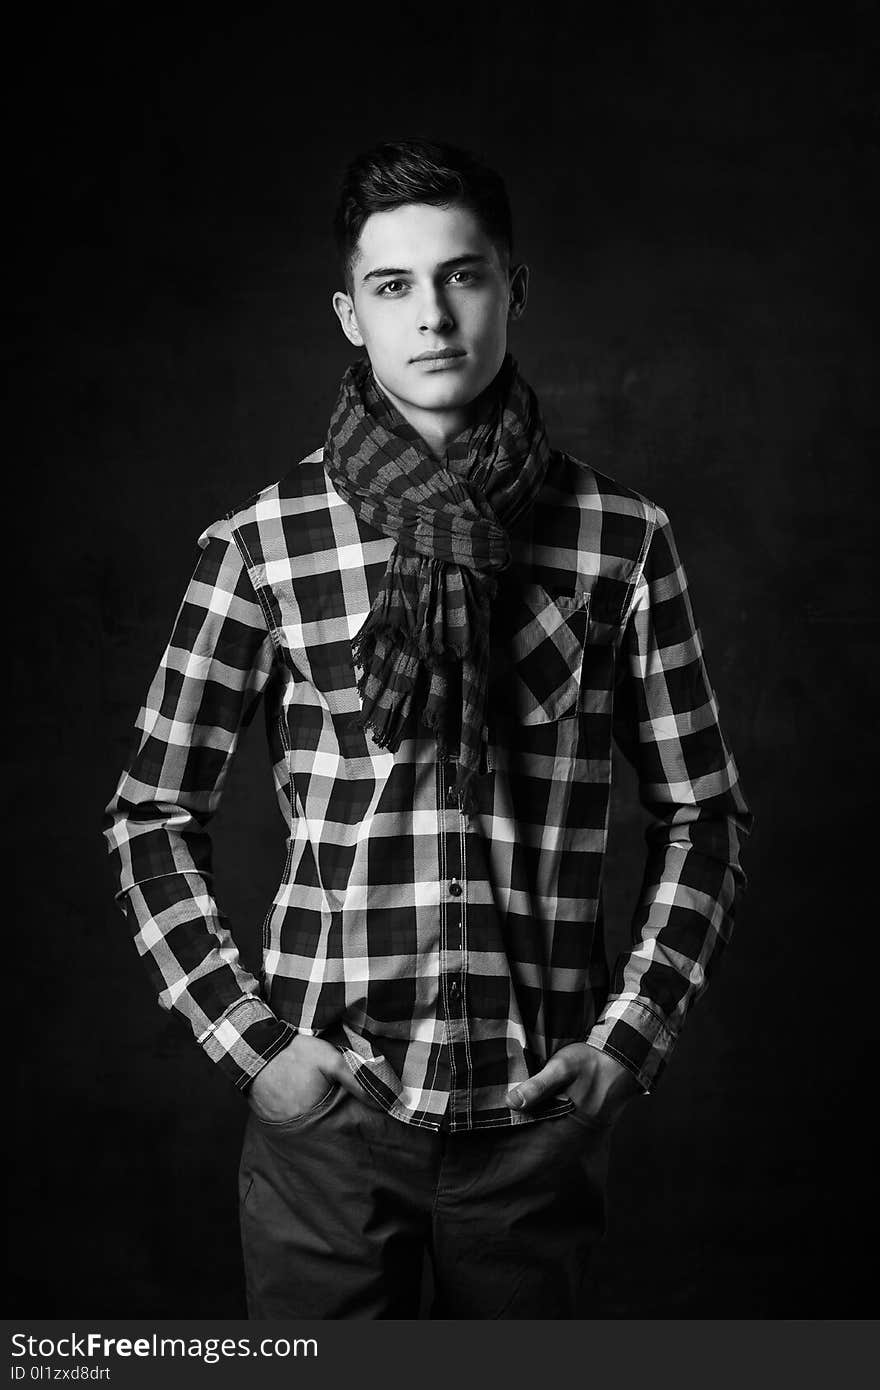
[418,285,454,334]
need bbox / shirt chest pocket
[491,583,592,725]
[267,579,374,758]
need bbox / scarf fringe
[352,694,486,808]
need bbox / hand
[505,1043,643,1128]
[248,1033,362,1123]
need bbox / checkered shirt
[102,445,755,1131]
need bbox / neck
[370,372,490,460]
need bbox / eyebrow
[361,253,489,283]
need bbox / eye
[377,279,407,296]
[448,269,477,285]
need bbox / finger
[506,1056,573,1110]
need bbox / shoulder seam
[621,498,660,627]
[226,522,277,646]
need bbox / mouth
[410,348,467,362]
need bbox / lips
[411,348,466,362]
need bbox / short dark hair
[333,137,513,292]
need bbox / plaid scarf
[323,352,551,813]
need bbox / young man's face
[332,202,527,435]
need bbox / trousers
[238,1078,613,1319]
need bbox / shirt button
[446,785,459,803]
[449,879,462,896]
[449,980,460,1000]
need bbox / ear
[507,262,529,321]
[332,290,365,347]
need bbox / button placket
[445,844,466,1013]
[438,754,468,1127]
[443,755,466,813]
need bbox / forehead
[353,202,499,272]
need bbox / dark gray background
[10,2,877,1316]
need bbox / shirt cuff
[585,999,677,1093]
[197,995,297,1091]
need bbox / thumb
[332,1058,368,1101]
[506,1055,572,1112]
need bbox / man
[103,138,754,1319]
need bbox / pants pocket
[565,1101,614,1133]
[250,1079,342,1130]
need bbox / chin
[408,375,487,412]
[413,388,477,412]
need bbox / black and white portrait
[9,0,875,1363]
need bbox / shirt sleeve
[585,503,755,1091]
[101,515,297,1090]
